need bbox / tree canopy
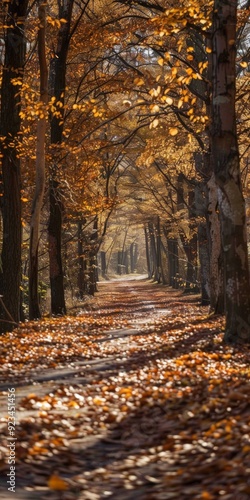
[0,0,250,343]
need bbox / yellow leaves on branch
[151,3,212,36]
[171,67,178,78]
[198,61,209,73]
[169,127,178,136]
[149,86,161,97]
[19,101,48,121]
[134,77,144,86]
[162,96,173,105]
[150,104,160,113]
[47,16,68,28]
[149,119,159,129]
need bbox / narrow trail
[0,278,249,500]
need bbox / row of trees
[0,0,250,343]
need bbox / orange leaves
[161,95,173,105]
[48,473,69,491]
[134,77,144,86]
[117,387,133,398]
[149,118,159,129]
[157,57,164,67]
[1,279,250,498]
[29,441,50,456]
[169,127,178,136]
[0,314,118,385]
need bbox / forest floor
[0,277,250,500]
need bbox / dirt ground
[0,278,249,499]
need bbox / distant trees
[111,0,250,343]
[0,0,249,343]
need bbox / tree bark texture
[156,216,166,284]
[29,0,48,319]
[77,221,88,298]
[0,0,28,331]
[193,156,211,304]
[212,0,250,343]
[144,226,153,278]
[100,251,107,279]
[130,243,138,273]
[148,221,159,282]
[177,175,199,293]
[207,174,224,312]
[166,238,179,289]
[48,180,66,314]
[49,0,74,314]
[89,218,98,295]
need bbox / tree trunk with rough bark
[89,218,98,295]
[49,0,73,314]
[193,156,210,305]
[211,0,250,343]
[207,174,224,313]
[0,0,28,331]
[48,179,66,315]
[29,0,48,319]
[167,238,179,289]
[100,251,107,279]
[177,174,199,294]
[144,226,153,278]
[148,221,159,282]
[77,221,88,298]
[130,242,138,273]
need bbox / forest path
[0,278,250,499]
[0,276,194,393]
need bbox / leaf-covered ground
[0,278,250,499]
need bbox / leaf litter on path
[0,278,250,499]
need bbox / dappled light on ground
[0,279,250,499]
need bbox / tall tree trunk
[100,251,107,279]
[48,179,66,314]
[197,220,210,305]
[183,235,199,294]
[188,29,224,309]
[207,173,224,312]
[148,221,159,282]
[193,155,210,304]
[0,0,28,331]
[77,221,88,298]
[89,217,98,295]
[124,250,129,274]
[211,0,250,343]
[177,174,199,293]
[117,251,122,275]
[166,237,179,289]
[130,243,137,273]
[29,0,48,320]
[144,226,152,278]
[185,187,199,294]
[156,216,166,283]
[117,227,128,275]
[134,243,139,271]
[49,0,74,315]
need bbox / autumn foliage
[0,1,250,495]
[0,279,250,498]
[0,0,250,342]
